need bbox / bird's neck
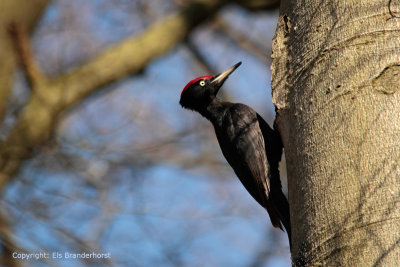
[198,97,229,122]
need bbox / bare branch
[185,40,233,101]
[8,22,47,89]
[216,19,272,64]
[0,0,227,190]
[234,0,280,11]
[54,0,227,108]
[0,0,50,124]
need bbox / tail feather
[272,190,292,249]
[265,204,284,230]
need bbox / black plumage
[179,62,291,244]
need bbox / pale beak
[211,62,242,92]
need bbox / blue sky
[5,1,291,266]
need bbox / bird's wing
[256,113,283,189]
[216,104,272,209]
[257,113,291,236]
[215,104,290,234]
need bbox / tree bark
[271,0,400,265]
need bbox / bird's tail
[271,190,292,249]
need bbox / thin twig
[8,22,47,89]
[185,40,234,101]
[215,19,272,64]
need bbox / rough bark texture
[271,0,400,265]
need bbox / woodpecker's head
[180,62,242,111]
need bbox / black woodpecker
[179,62,291,244]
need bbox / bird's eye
[199,80,206,86]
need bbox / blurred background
[0,0,290,266]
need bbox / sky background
[3,1,291,266]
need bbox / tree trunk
[271,0,400,265]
